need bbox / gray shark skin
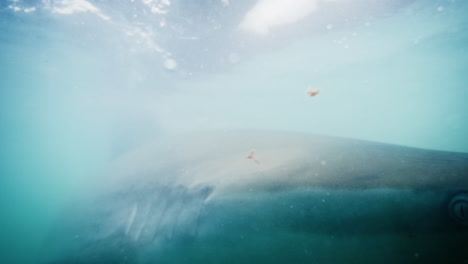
[44,131,468,264]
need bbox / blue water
[1,0,468,263]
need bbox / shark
[43,131,468,264]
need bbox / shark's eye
[448,191,468,225]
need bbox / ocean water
[0,0,467,263]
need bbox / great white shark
[44,131,468,264]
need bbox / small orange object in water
[247,150,260,164]
[307,89,320,96]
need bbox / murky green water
[1,0,467,263]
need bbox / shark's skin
[44,131,468,264]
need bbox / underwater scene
[1,0,468,263]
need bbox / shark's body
[44,131,468,264]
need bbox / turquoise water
[1,0,468,263]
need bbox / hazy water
[1,0,468,263]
